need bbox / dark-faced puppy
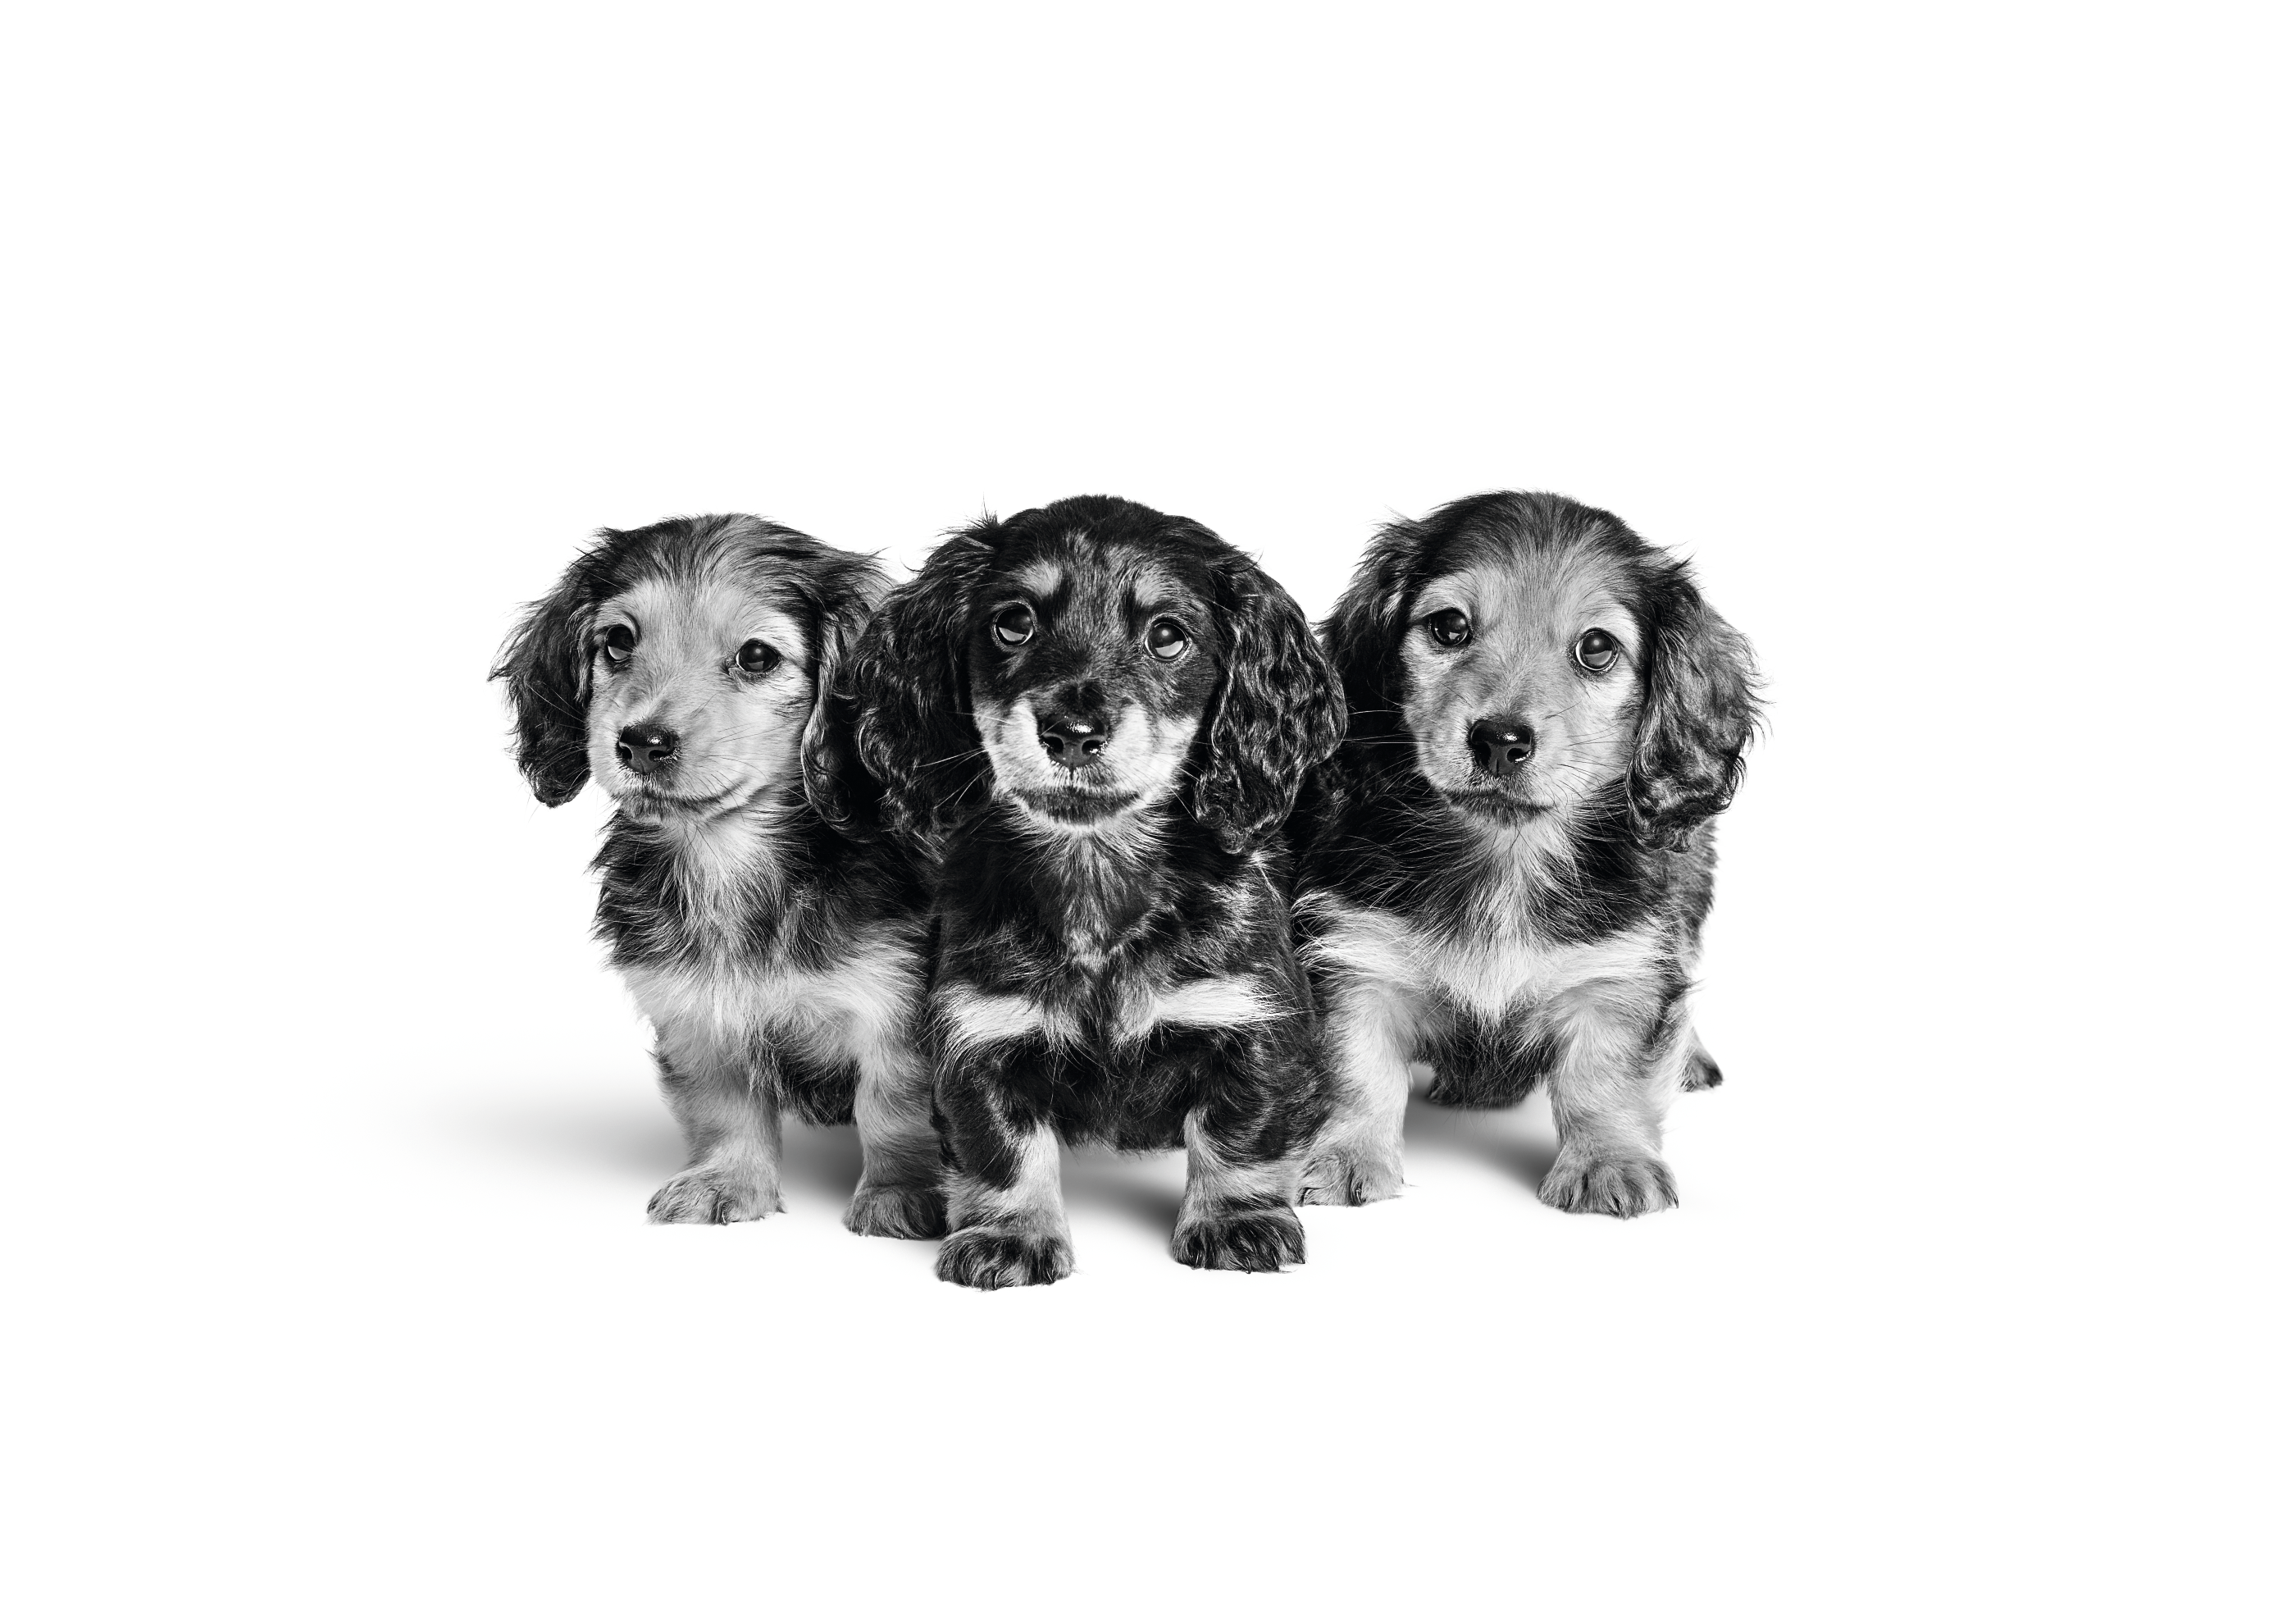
[493,514,944,1238]
[843,495,1345,1289]
[1292,491,1759,1216]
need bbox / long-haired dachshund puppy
[1292,491,1759,1216]
[840,495,1346,1289]
[493,514,945,1238]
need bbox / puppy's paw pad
[1172,1208,1306,1272]
[845,1181,949,1240]
[646,1172,781,1225]
[1538,1153,1678,1218]
[936,1226,1073,1290]
[1298,1147,1403,1207]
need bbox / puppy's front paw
[936,1225,1073,1290]
[845,1179,949,1240]
[646,1170,781,1225]
[1171,1207,1306,1273]
[1538,1152,1678,1218]
[1298,1140,1403,1207]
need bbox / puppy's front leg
[1163,1026,1310,1270]
[934,1041,1073,1289]
[1538,996,1686,1219]
[845,1050,949,1240]
[1174,1108,1308,1274]
[647,1020,785,1224]
[1299,977,1414,1206]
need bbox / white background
[6,3,2288,1619]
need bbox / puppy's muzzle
[1036,709,1109,765]
[1468,717,1536,779]
[616,722,681,775]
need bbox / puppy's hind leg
[647,1021,785,1225]
[1299,982,1414,1206]
[1683,1032,1724,1091]
[845,1050,949,1240]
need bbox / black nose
[1469,718,1535,778]
[1038,715,1109,762]
[615,723,680,773]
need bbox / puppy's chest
[982,885,1281,1046]
[1023,864,1268,971]
[617,909,918,1055]
[1317,901,1666,1023]
[1427,931,1656,1020]
[1093,965,1280,1050]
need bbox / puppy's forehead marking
[1419,547,1639,653]
[606,576,811,665]
[998,538,1192,620]
[1126,562,1189,614]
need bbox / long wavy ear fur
[1288,517,1424,850]
[490,544,608,807]
[1321,518,1420,747]
[847,521,1003,853]
[1629,559,1761,851]
[1189,554,1346,854]
[797,555,892,835]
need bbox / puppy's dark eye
[1574,629,1620,673]
[992,604,1036,648]
[737,639,781,674]
[602,625,636,663]
[1427,609,1473,647]
[1146,619,1190,661]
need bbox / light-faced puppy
[494,514,944,1237]
[842,495,1346,1289]
[1292,491,1759,1216]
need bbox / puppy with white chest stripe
[840,496,1346,1289]
[1292,492,1760,1216]
[494,514,945,1238]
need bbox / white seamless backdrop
[6,4,2287,1622]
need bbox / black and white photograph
[7,4,2287,1619]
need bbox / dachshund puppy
[493,515,945,1238]
[1292,491,1759,1216]
[843,496,1345,1289]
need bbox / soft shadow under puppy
[453,1090,683,1178]
[778,1120,867,1207]
[453,1088,870,1211]
[1403,1090,1560,1192]
[455,1091,1204,1231]
[1061,1149,1187,1235]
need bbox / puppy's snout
[1469,718,1536,778]
[1036,682,1113,764]
[1037,714,1109,762]
[616,723,681,774]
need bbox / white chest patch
[1112,974,1278,1044]
[938,988,1082,1056]
[1305,901,1666,1024]
[936,972,1280,1056]
[622,928,920,1066]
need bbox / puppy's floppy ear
[847,521,1002,853]
[491,541,608,807]
[1628,559,1761,851]
[1190,555,1347,855]
[1322,518,1419,745]
[798,554,893,836]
